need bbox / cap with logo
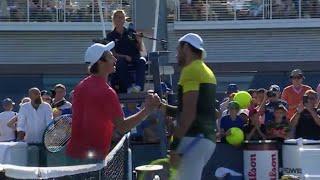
[178,33,207,59]
[2,98,15,106]
[85,41,115,66]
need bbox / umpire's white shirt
[17,102,53,143]
[0,111,17,141]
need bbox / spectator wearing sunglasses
[281,69,312,120]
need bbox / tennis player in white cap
[66,42,160,164]
[159,33,217,180]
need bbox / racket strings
[44,115,72,152]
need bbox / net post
[127,133,133,180]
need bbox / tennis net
[1,134,131,180]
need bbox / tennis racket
[43,114,72,153]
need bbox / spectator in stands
[239,109,249,124]
[219,101,245,142]
[248,89,258,109]
[0,0,9,20]
[7,97,31,130]
[41,90,52,104]
[244,108,266,140]
[256,88,266,107]
[291,90,320,140]
[122,88,150,142]
[282,69,312,120]
[17,88,53,142]
[44,0,56,22]
[266,104,290,141]
[220,93,236,117]
[220,84,239,113]
[107,10,146,93]
[259,85,288,123]
[17,88,53,166]
[52,84,72,110]
[0,98,17,142]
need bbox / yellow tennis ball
[233,91,252,109]
[53,108,59,113]
[226,127,244,146]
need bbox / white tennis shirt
[0,111,17,142]
[17,102,53,143]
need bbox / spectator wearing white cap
[0,98,17,142]
[282,69,312,120]
[259,85,288,123]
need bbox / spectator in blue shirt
[259,85,288,123]
[219,101,245,142]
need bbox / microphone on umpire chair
[127,22,168,43]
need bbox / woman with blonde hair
[107,9,147,93]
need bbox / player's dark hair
[180,41,203,58]
[88,54,107,74]
[89,62,99,74]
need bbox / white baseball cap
[178,33,207,59]
[84,41,115,66]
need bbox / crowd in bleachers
[172,0,320,20]
[2,0,320,22]
[0,0,131,22]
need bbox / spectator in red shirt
[66,42,160,165]
[282,69,312,120]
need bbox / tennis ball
[233,91,252,109]
[53,108,59,113]
[226,127,244,146]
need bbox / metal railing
[169,0,320,21]
[2,1,320,23]
[0,0,132,22]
